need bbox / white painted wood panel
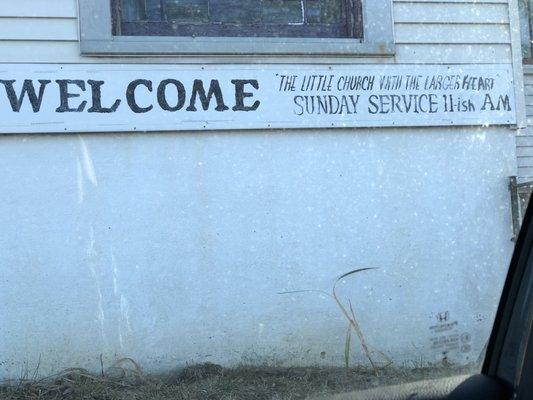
[524,85,533,94]
[517,138,533,148]
[0,18,78,41]
[395,23,510,44]
[517,146,533,156]
[518,66,533,181]
[394,3,509,23]
[0,0,77,18]
[396,44,511,63]
[518,167,533,178]
[524,75,533,85]
[524,95,533,105]
[518,157,533,167]
[519,125,533,135]
[0,63,516,134]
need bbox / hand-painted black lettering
[231,79,260,111]
[56,80,87,113]
[87,80,121,113]
[186,80,229,112]
[368,95,379,114]
[157,79,186,112]
[0,79,51,112]
[293,96,304,115]
[126,79,153,113]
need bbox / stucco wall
[0,128,517,378]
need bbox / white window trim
[78,0,395,56]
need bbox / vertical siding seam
[507,0,527,180]
[508,0,526,129]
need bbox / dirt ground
[0,363,476,400]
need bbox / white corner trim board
[0,64,516,134]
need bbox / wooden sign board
[0,64,516,134]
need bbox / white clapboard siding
[395,24,510,44]
[394,3,509,24]
[518,166,533,178]
[0,0,513,64]
[396,44,511,63]
[524,75,533,85]
[525,94,533,105]
[517,146,533,157]
[0,0,77,18]
[519,70,533,182]
[518,157,533,167]
[0,18,78,41]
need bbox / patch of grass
[280,268,384,374]
[0,363,477,400]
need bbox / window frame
[78,0,395,56]
[519,0,533,62]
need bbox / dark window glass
[209,0,262,24]
[121,0,147,21]
[165,0,208,23]
[116,0,362,39]
[261,0,304,24]
[307,0,342,23]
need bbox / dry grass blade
[332,268,379,376]
[23,361,144,396]
[110,357,143,375]
[348,300,378,375]
[58,367,96,377]
[31,355,42,381]
[335,268,377,283]
[278,289,331,297]
[100,354,105,377]
[344,324,352,370]
[102,357,145,387]
[371,348,393,368]
[279,268,380,375]
[1,363,474,400]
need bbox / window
[114,0,363,39]
[79,0,394,55]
